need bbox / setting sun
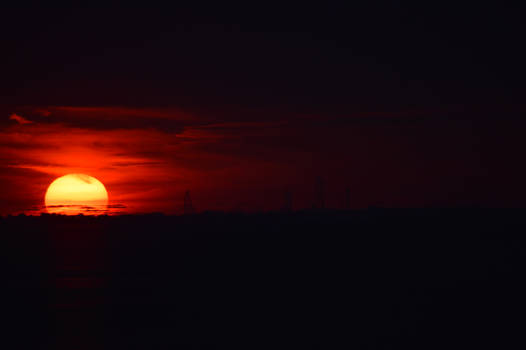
[45,174,109,215]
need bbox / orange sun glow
[45,174,109,215]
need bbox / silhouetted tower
[314,177,325,209]
[344,187,351,209]
[183,190,195,215]
[283,188,293,212]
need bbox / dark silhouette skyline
[2,208,525,348]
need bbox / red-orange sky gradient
[1,104,526,215]
[2,4,526,215]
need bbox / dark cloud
[5,106,193,133]
[110,161,164,168]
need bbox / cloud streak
[9,113,33,124]
[6,106,199,133]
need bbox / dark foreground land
[1,209,525,349]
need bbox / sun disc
[45,174,109,215]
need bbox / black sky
[3,3,525,111]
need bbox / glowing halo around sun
[45,174,109,215]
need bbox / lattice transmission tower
[183,190,195,215]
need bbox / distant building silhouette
[183,190,195,215]
[314,177,325,209]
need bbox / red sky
[2,5,526,215]
[2,11,525,350]
[1,104,525,215]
